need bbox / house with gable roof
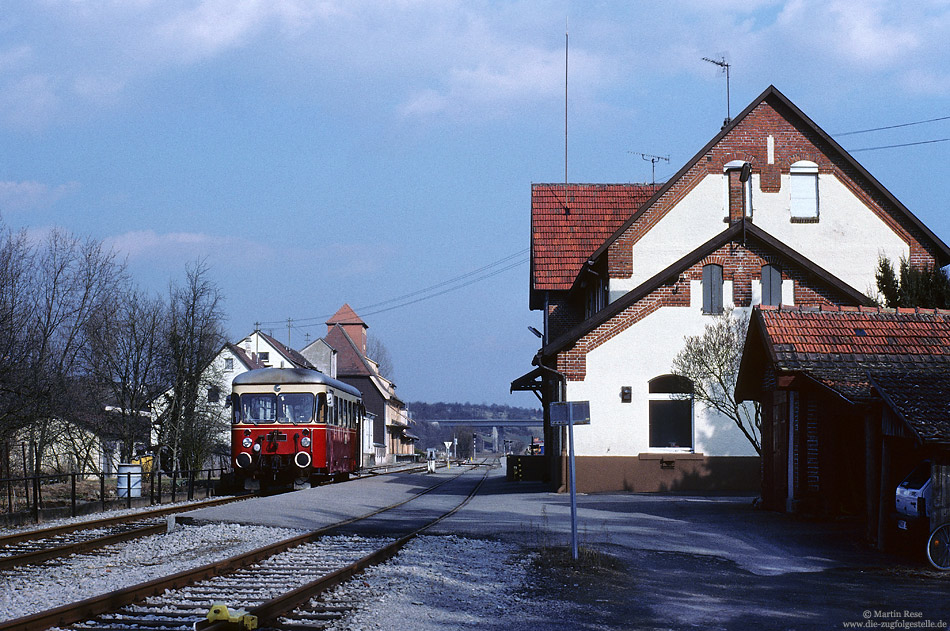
[735,305,950,548]
[514,85,950,493]
[322,304,415,465]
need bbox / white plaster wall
[565,305,759,458]
[610,176,725,296]
[609,172,909,301]
[751,173,908,293]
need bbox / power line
[834,114,950,137]
[257,248,529,329]
[847,138,950,153]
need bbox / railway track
[0,462,435,571]
[0,495,248,571]
[1,462,492,631]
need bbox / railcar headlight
[242,437,253,448]
[300,436,311,448]
[253,443,261,452]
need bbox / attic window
[790,161,819,221]
[854,328,867,337]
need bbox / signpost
[443,441,453,468]
[550,400,590,560]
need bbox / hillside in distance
[407,401,542,421]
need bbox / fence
[0,466,229,524]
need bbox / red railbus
[229,367,363,491]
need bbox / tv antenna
[702,55,731,126]
[629,152,670,187]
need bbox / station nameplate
[550,401,591,426]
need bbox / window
[241,394,277,423]
[702,264,723,314]
[277,393,314,424]
[258,351,270,364]
[224,358,234,370]
[208,386,220,403]
[761,264,783,306]
[790,161,818,220]
[648,375,694,450]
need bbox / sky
[3,1,950,408]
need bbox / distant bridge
[423,418,542,428]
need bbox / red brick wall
[558,241,857,381]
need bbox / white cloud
[0,180,79,213]
[105,229,266,260]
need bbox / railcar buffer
[194,602,258,630]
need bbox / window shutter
[703,264,723,314]
[790,161,819,219]
[762,265,782,306]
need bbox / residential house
[300,337,337,378]
[735,305,950,548]
[323,304,416,465]
[514,85,950,493]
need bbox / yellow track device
[193,602,258,630]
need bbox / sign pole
[568,407,578,560]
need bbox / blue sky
[3,1,950,407]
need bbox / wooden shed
[736,305,950,549]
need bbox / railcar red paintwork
[229,367,363,491]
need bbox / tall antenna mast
[629,152,670,187]
[702,56,731,126]
[564,21,569,212]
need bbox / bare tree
[155,261,227,471]
[84,286,167,462]
[22,229,126,472]
[0,225,38,441]
[671,309,761,455]
[366,334,394,379]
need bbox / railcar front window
[242,394,277,423]
[278,393,314,424]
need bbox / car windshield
[241,393,277,424]
[900,461,931,489]
[278,393,314,424]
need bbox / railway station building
[513,85,950,494]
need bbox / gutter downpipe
[532,353,567,493]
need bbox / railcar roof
[232,367,361,397]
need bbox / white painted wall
[608,173,909,301]
[752,172,909,294]
[566,306,759,458]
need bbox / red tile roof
[744,305,950,443]
[326,303,366,327]
[757,305,950,369]
[532,183,656,292]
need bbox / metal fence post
[187,470,194,501]
[100,473,106,512]
[157,469,163,505]
[171,471,177,503]
[71,473,77,517]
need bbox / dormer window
[723,160,752,222]
[790,160,818,221]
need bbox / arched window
[790,160,818,220]
[648,374,694,450]
[702,264,723,314]
[761,264,783,306]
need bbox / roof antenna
[628,152,670,187]
[563,19,569,214]
[702,55,731,127]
